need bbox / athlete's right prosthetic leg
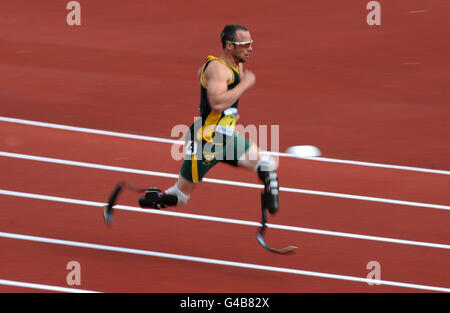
[138,184,189,209]
[255,157,279,214]
[254,157,296,253]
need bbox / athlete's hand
[240,70,256,89]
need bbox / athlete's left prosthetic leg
[103,181,189,226]
[138,184,189,209]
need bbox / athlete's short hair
[220,24,249,49]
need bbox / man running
[138,24,279,215]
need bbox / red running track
[0,122,449,292]
[0,0,449,293]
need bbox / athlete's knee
[254,156,278,180]
[255,156,279,214]
[164,183,190,206]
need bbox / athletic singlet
[195,55,241,142]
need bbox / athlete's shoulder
[204,55,230,72]
[202,56,233,83]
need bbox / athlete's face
[230,30,253,63]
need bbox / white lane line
[0,278,101,293]
[1,116,449,175]
[0,116,182,144]
[263,151,448,175]
[408,9,427,14]
[1,151,449,211]
[1,189,449,250]
[0,231,448,292]
[281,186,450,211]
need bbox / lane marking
[0,278,100,293]
[1,151,449,211]
[1,116,448,175]
[0,116,182,144]
[408,9,427,14]
[1,188,449,250]
[0,231,448,292]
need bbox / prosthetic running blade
[103,182,147,227]
[104,183,297,254]
[257,193,297,254]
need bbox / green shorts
[180,132,252,183]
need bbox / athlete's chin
[240,56,250,63]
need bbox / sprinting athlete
[138,24,279,215]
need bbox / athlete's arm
[204,61,255,113]
[197,66,203,82]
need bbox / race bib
[215,108,239,136]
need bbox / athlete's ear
[225,41,233,51]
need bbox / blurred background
[1,0,449,169]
